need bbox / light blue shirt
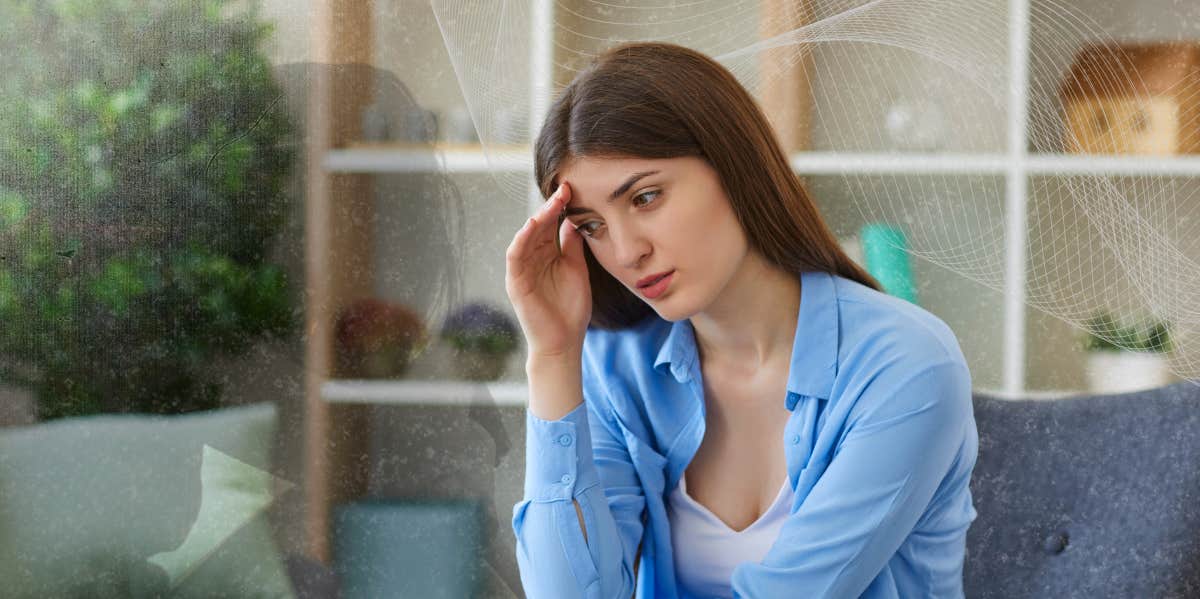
[512,269,979,598]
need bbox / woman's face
[557,154,750,321]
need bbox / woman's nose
[613,226,651,270]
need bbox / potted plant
[441,302,519,381]
[335,298,430,379]
[1081,311,1173,394]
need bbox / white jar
[1085,350,1172,394]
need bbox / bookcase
[301,0,1200,565]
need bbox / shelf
[324,142,532,173]
[322,378,528,406]
[325,143,1200,178]
[322,378,1093,406]
[1026,154,1200,177]
[323,144,1012,175]
[790,152,1008,175]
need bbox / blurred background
[2,0,1199,597]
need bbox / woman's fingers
[506,183,571,276]
[517,185,570,246]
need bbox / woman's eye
[632,189,660,207]
[578,190,660,239]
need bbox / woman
[506,41,978,599]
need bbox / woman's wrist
[525,351,585,421]
[525,348,582,373]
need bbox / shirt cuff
[523,400,600,502]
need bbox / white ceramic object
[1085,350,1171,394]
[884,96,948,152]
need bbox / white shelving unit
[320,0,1199,408]
[1005,0,1032,397]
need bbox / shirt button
[557,433,573,446]
[560,474,574,485]
[791,434,802,445]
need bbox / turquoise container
[860,223,919,305]
[333,498,486,599]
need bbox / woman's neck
[689,252,801,374]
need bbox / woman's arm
[526,355,595,552]
[512,354,648,599]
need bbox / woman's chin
[646,292,697,322]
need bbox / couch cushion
[0,401,296,598]
[965,380,1200,598]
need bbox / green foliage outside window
[0,0,298,419]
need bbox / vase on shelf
[883,95,948,152]
[335,298,430,379]
[358,346,417,379]
[1085,350,1171,394]
[860,222,919,306]
[441,301,520,382]
[1080,311,1174,394]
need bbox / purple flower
[441,301,518,354]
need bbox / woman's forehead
[561,155,658,178]
[558,155,697,186]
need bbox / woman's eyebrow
[563,170,661,216]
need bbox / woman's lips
[638,270,674,299]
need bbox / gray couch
[965,379,1200,598]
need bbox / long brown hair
[534,41,882,330]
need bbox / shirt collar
[652,269,840,410]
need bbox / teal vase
[860,223,919,305]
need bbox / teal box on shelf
[333,498,486,599]
[860,222,919,306]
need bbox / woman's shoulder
[827,276,973,432]
[831,274,968,373]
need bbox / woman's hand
[505,182,592,359]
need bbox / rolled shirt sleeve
[512,378,646,598]
[730,359,974,598]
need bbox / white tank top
[667,472,795,599]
